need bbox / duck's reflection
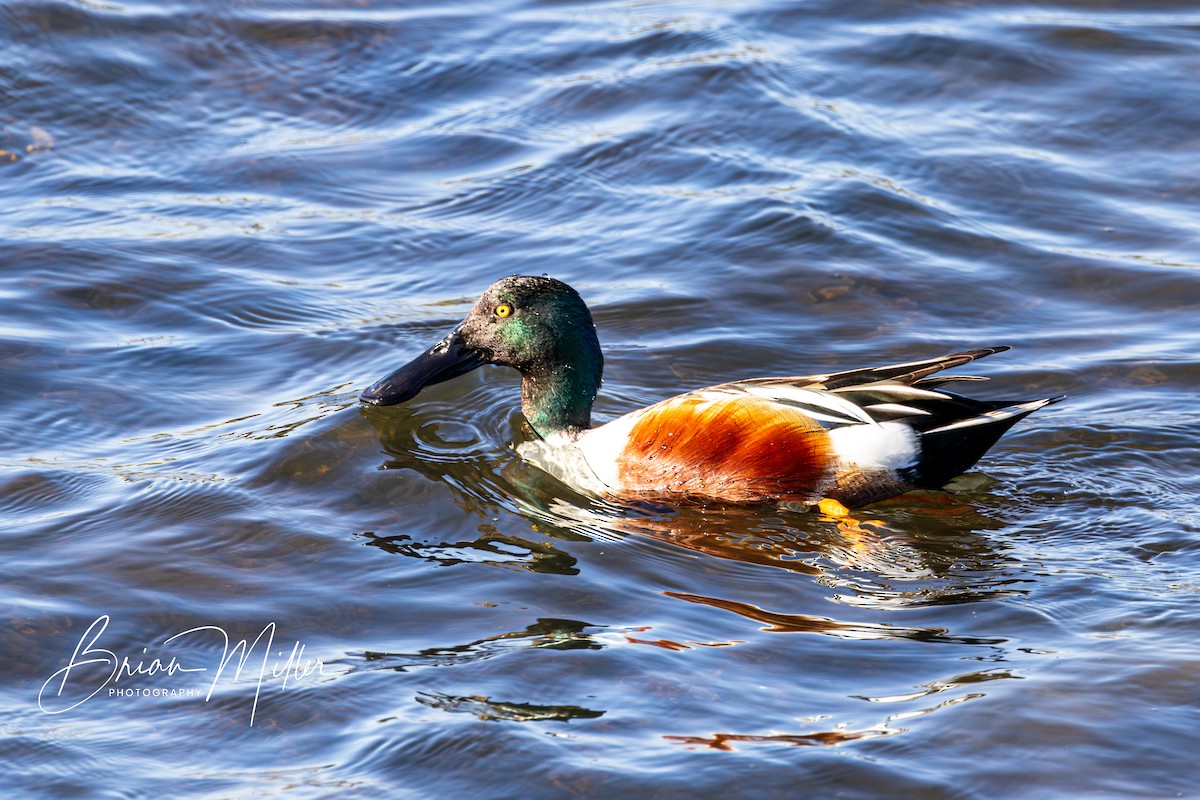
[361,404,1023,605]
[359,406,1027,744]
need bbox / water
[3,0,1199,797]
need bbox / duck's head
[361,276,603,439]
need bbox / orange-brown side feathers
[615,395,835,504]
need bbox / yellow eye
[495,303,513,318]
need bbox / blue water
[3,0,1200,797]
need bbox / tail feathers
[912,375,989,389]
[719,347,1013,395]
[908,395,1064,488]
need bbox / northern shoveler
[362,276,1062,507]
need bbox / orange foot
[816,498,886,550]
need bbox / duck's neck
[519,350,602,441]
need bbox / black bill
[360,328,486,406]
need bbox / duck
[361,275,1062,508]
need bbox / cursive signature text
[38,615,327,725]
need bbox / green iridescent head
[362,276,604,438]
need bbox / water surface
[3,0,1199,797]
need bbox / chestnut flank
[616,395,835,503]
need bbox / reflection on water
[361,529,581,575]
[416,691,606,723]
[352,618,604,674]
[853,668,1018,705]
[665,726,895,751]
[367,395,1027,620]
[664,591,1005,645]
[5,0,1200,796]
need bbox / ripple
[4,0,1200,797]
